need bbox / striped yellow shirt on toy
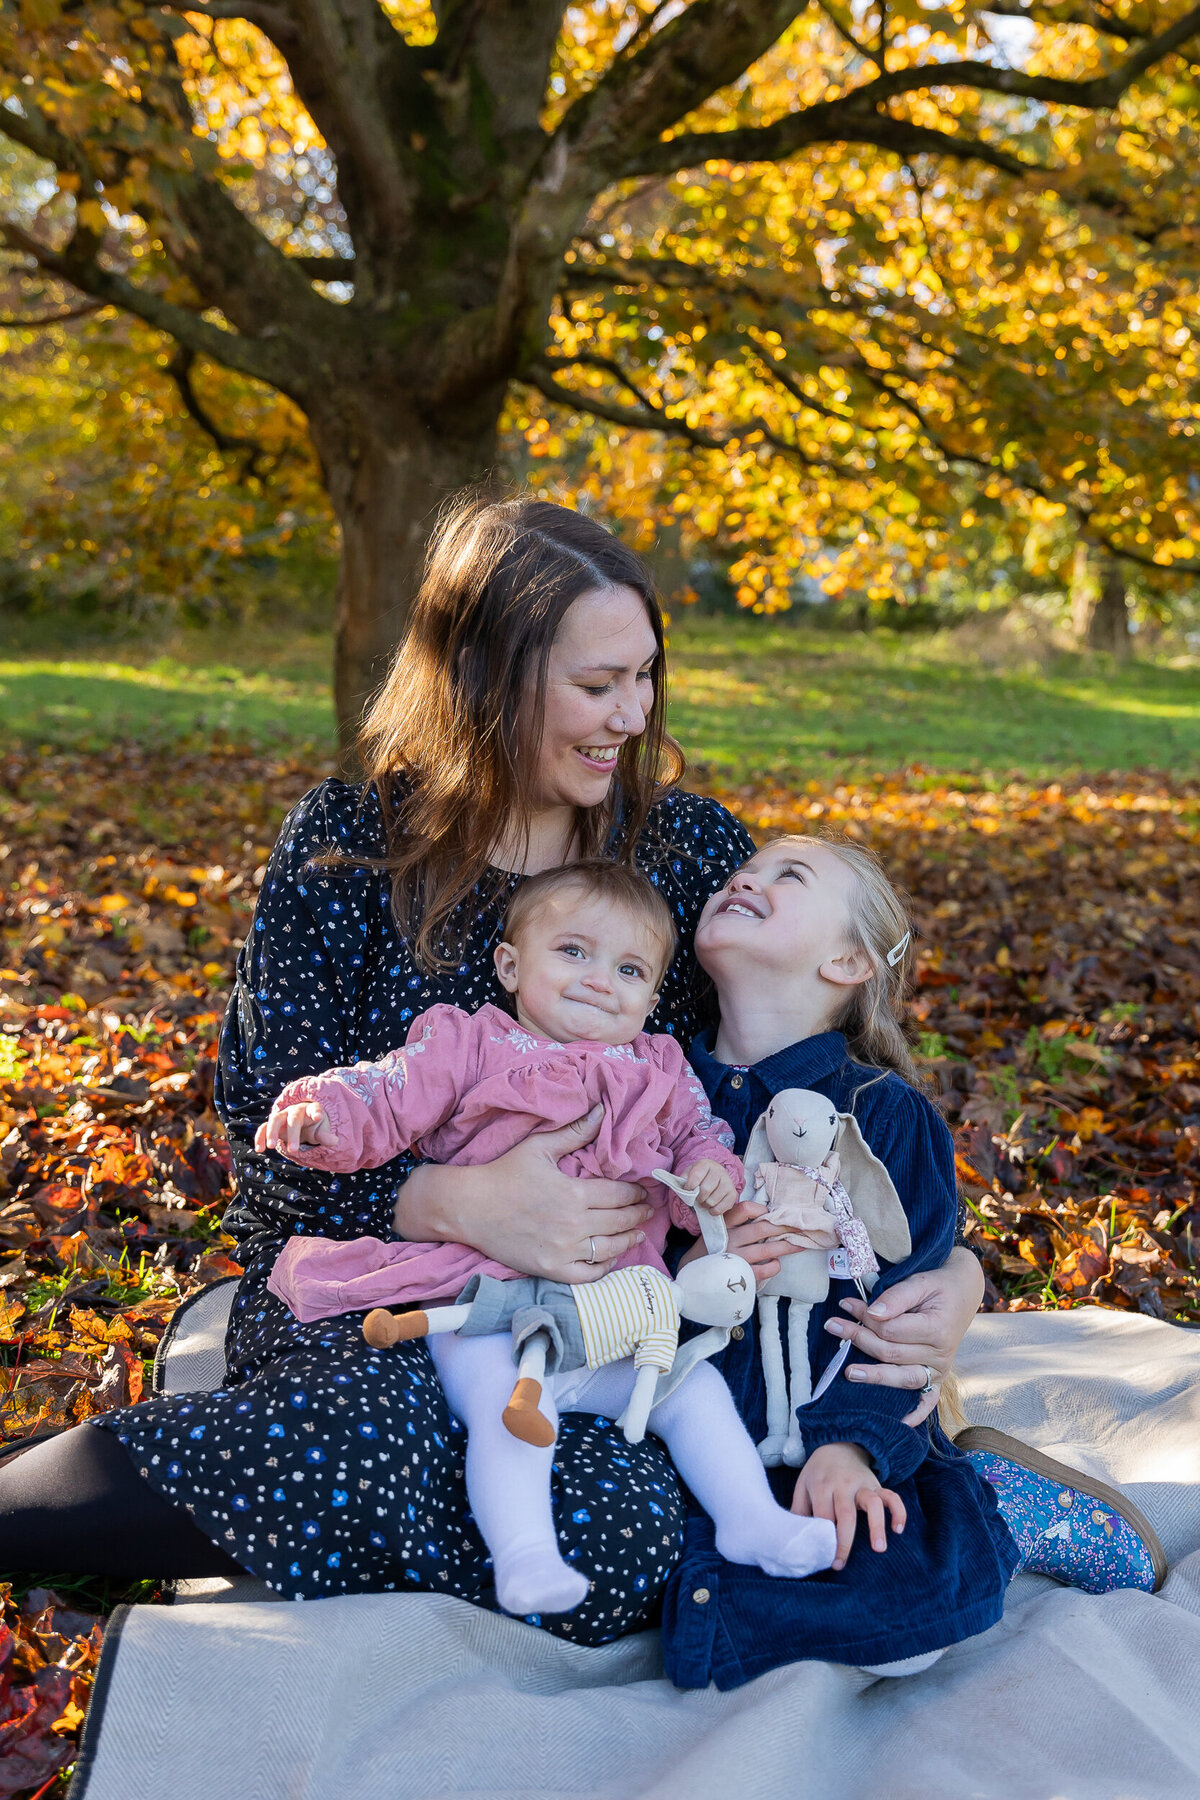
[573,1265,682,1373]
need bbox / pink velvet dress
[267,1003,742,1322]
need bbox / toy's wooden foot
[782,1435,807,1469]
[363,1307,429,1348]
[503,1377,556,1447]
[758,1434,787,1468]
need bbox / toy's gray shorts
[454,1274,587,1374]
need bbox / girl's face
[529,585,658,814]
[494,891,665,1046]
[694,840,860,986]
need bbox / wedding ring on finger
[586,1236,599,1265]
[918,1365,936,1395]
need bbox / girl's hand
[255,1102,338,1159]
[394,1105,655,1284]
[790,1442,906,1570]
[676,1198,799,1286]
[824,1246,984,1425]
[682,1159,738,1215]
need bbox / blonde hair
[769,833,920,1085]
[771,834,967,1433]
[503,859,677,984]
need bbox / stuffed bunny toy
[743,1088,912,1468]
[363,1185,755,1446]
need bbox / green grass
[1,615,1197,780]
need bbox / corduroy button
[692,1587,710,1605]
[730,1326,744,1340]
[729,1074,743,1090]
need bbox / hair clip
[886,929,911,967]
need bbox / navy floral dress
[95,779,754,1643]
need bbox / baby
[260,860,836,1616]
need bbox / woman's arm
[395,1106,658,1284]
[826,1246,983,1426]
[216,781,405,1249]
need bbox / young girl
[661,832,1165,1689]
[258,860,837,1618]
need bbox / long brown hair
[357,492,685,969]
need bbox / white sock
[428,1333,589,1617]
[572,1361,837,1581]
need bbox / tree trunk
[309,398,504,758]
[1088,552,1133,659]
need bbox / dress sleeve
[653,1039,744,1232]
[797,1081,959,1486]
[214,780,400,1247]
[267,1005,480,1172]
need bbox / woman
[0,494,981,1642]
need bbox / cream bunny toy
[743,1088,912,1468]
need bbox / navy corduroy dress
[663,1030,1021,1689]
[95,778,754,1643]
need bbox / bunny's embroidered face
[763,1090,839,1166]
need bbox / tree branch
[287,253,357,280]
[625,7,1200,175]
[165,344,275,479]
[527,352,862,473]
[0,299,104,327]
[0,218,291,390]
[816,0,883,70]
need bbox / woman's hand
[790,1442,906,1570]
[393,1104,656,1283]
[824,1246,985,1426]
[676,1198,799,1285]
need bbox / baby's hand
[790,1442,906,1571]
[682,1159,738,1215]
[255,1101,338,1160]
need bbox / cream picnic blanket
[72,1308,1200,1800]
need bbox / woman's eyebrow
[576,655,658,674]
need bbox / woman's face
[530,584,658,813]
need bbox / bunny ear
[740,1110,774,1205]
[835,1114,911,1264]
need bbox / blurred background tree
[2,1,1199,739]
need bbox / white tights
[429,1334,837,1618]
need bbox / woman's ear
[494,941,520,993]
[817,946,873,990]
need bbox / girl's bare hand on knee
[790,1443,906,1569]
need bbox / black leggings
[0,1426,244,1580]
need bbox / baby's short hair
[503,859,677,980]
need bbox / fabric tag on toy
[827,1248,852,1279]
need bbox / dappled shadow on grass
[0,661,335,756]
[668,628,1200,783]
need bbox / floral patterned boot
[956,1425,1166,1595]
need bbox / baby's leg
[428,1333,589,1616]
[570,1361,836,1580]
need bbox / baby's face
[694,839,856,987]
[495,891,666,1046]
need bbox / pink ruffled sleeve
[265,1004,483,1172]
